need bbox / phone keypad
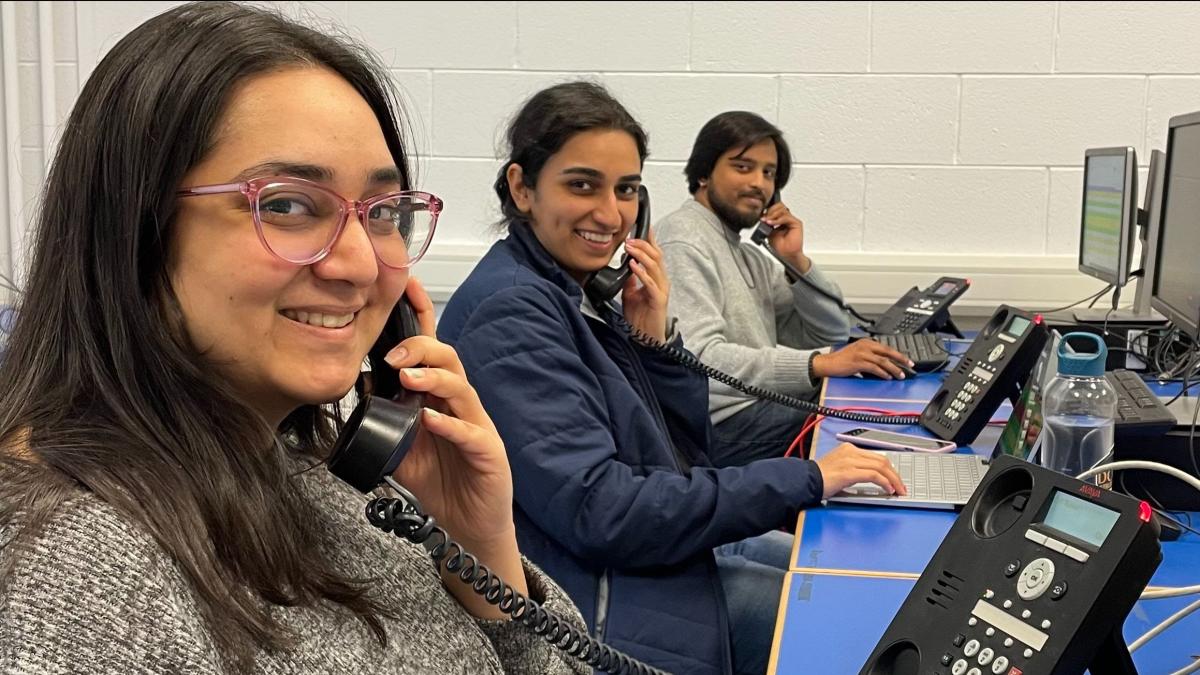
[942,532,1083,675]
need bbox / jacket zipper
[586,316,691,651]
[615,331,689,473]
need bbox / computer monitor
[1074,147,1140,322]
[1078,147,1138,286]
[1131,149,1166,317]
[1151,111,1200,336]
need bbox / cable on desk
[1128,596,1200,652]
[1141,585,1200,600]
[1170,658,1200,675]
[1030,284,1113,314]
[1115,470,1200,538]
[786,414,818,459]
[1076,461,1200,496]
[785,407,915,459]
[795,412,1010,459]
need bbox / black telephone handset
[869,277,971,336]
[920,305,1048,445]
[749,192,781,249]
[584,184,651,305]
[327,297,423,493]
[861,454,1161,675]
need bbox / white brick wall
[8,0,1200,309]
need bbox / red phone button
[1008,668,1024,675]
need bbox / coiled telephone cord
[608,307,921,427]
[365,478,670,675]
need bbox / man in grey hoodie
[656,111,912,467]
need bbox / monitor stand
[1072,307,1168,324]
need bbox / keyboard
[891,451,984,503]
[1106,369,1178,436]
[839,451,988,507]
[871,333,950,373]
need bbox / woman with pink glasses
[0,3,594,673]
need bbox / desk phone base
[861,455,1161,675]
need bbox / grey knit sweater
[0,463,589,674]
[657,199,851,423]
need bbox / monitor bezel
[1077,146,1138,288]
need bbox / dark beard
[707,189,761,232]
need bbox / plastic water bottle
[1040,332,1117,488]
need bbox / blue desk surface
[769,572,1200,674]
[795,376,1006,575]
[792,502,1200,584]
[773,347,1200,673]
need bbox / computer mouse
[857,357,918,380]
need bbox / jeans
[711,396,816,468]
[714,529,794,675]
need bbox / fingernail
[908,360,915,367]
[423,407,440,419]
[402,368,424,379]
[385,347,408,367]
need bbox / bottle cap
[1057,332,1107,377]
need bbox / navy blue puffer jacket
[438,224,825,675]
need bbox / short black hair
[495,81,648,226]
[684,111,791,194]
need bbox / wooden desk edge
[766,571,793,674]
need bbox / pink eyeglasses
[176,176,442,269]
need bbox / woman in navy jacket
[438,81,904,675]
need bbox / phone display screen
[1040,489,1120,548]
[854,429,950,451]
[1006,316,1032,338]
[934,281,958,296]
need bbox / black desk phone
[870,277,971,336]
[861,455,1162,675]
[921,306,1048,446]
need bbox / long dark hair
[0,1,412,662]
[494,80,649,226]
[684,110,792,194]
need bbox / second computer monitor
[1151,112,1200,336]
[1078,146,1138,288]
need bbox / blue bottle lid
[1057,332,1107,377]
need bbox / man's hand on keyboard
[816,443,908,499]
[812,339,914,380]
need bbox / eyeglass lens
[255,182,433,267]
